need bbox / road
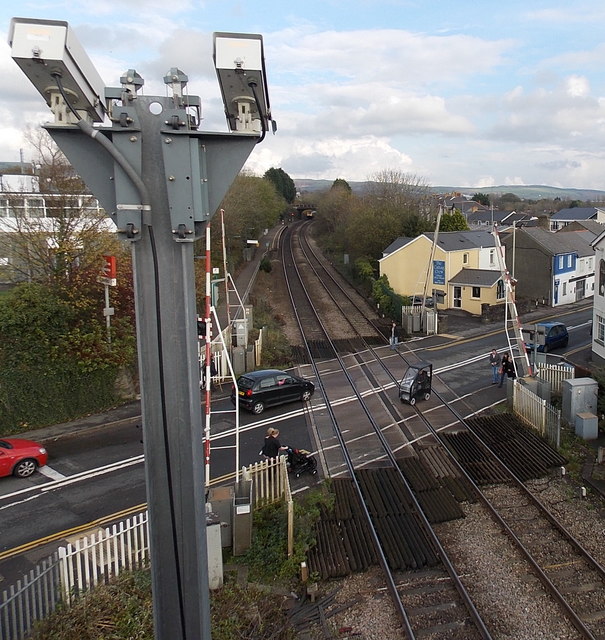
[0,305,594,586]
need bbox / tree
[0,281,136,432]
[338,169,434,264]
[440,209,469,232]
[331,178,352,194]
[263,167,296,204]
[315,182,354,239]
[363,170,433,220]
[209,172,285,280]
[0,129,119,287]
[472,193,491,206]
[0,130,137,431]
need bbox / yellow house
[379,231,506,315]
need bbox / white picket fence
[1,511,149,640]
[535,362,576,394]
[0,458,292,640]
[242,455,294,557]
[512,380,561,447]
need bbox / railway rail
[282,222,490,639]
[281,220,605,639]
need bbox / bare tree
[0,129,119,285]
[363,169,434,220]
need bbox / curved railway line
[279,220,605,639]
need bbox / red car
[0,438,48,478]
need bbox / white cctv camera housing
[8,17,106,123]
[213,32,271,133]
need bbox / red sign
[98,255,117,286]
[103,255,117,279]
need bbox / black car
[231,369,315,415]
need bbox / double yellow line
[0,502,146,562]
[0,472,239,563]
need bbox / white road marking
[37,465,66,480]
[0,455,144,504]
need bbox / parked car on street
[408,295,434,308]
[231,369,315,415]
[0,438,48,478]
[523,321,569,353]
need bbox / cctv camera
[8,17,106,123]
[213,32,273,135]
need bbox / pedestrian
[489,349,501,384]
[498,354,515,387]
[259,427,286,459]
[390,322,399,350]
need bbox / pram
[285,446,317,478]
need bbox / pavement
[15,229,605,498]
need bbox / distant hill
[294,179,605,202]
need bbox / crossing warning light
[98,255,117,286]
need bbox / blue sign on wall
[433,260,445,285]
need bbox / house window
[463,253,469,264]
[597,314,605,344]
[562,282,567,296]
[567,255,572,268]
[26,198,44,217]
[600,259,605,296]
[558,256,564,269]
[489,249,495,266]
[472,286,481,298]
[496,279,505,299]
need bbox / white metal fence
[242,455,294,556]
[58,513,149,604]
[1,512,149,640]
[512,380,561,447]
[535,362,576,394]
[0,460,293,640]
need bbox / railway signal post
[10,19,274,640]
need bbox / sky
[2,1,605,191]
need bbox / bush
[372,275,405,321]
[0,282,135,432]
[259,256,272,273]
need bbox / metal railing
[0,193,103,219]
[1,460,294,640]
[535,362,575,394]
[512,379,561,448]
[241,455,294,556]
[1,512,149,640]
[58,513,149,604]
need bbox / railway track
[282,222,490,638]
[280,220,605,638]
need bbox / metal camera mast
[9,18,275,640]
[492,224,532,378]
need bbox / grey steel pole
[131,97,211,639]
